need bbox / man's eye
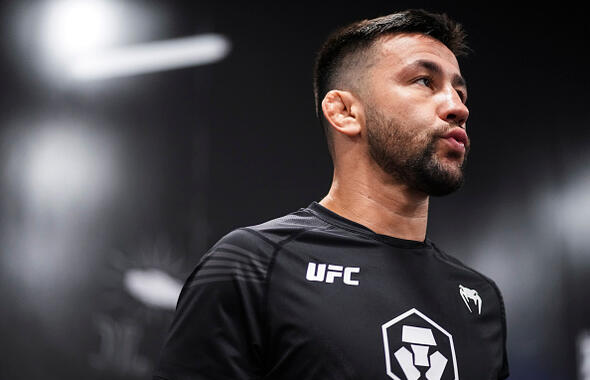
[415,77,432,87]
[457,90,467,104]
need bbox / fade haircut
[313,9,469,157]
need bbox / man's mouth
[441,128,468,152]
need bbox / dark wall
[0,2,588,379]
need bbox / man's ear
[321,90,363,137]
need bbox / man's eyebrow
[406,59,467,89]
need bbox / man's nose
[438,87,469,126]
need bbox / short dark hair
[312,9,469,156]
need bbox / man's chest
[264,247,504,380]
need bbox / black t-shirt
[154,202,509,380]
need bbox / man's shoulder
[429,241,506,301]
[218,205,327,247]
[248,205,329,236]
[187,206,328,287]
[208,205,327,258]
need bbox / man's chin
[413,160,465,196]
[439,159,465,179]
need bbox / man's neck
[319,173,429,242]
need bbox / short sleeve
[153,228,274,380]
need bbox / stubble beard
[365,106,469,196]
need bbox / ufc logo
[305,262,360,286]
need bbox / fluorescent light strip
[70,33,231,80]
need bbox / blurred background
[0,1,588,379]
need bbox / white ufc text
[305,262,360,286]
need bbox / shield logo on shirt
[381,308,459,380]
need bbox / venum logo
[459,284,482,315]
[382,308,459,380]
[305,262,360,286]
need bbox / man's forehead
[374,33,460,71]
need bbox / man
[154,9,509,380]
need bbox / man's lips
[442,128,468,151]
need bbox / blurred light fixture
[1,120,120,292]
[123,268,182,310]
[580,331,590,380]
[538,165,590,254]
[70,34,231,80]
[20,122,119,209]
[16,1,229,82]
[40,0,123,60]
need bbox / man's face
[362,33,470,196]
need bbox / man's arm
[153,228,270,380]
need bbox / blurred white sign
[580,330,590,380]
